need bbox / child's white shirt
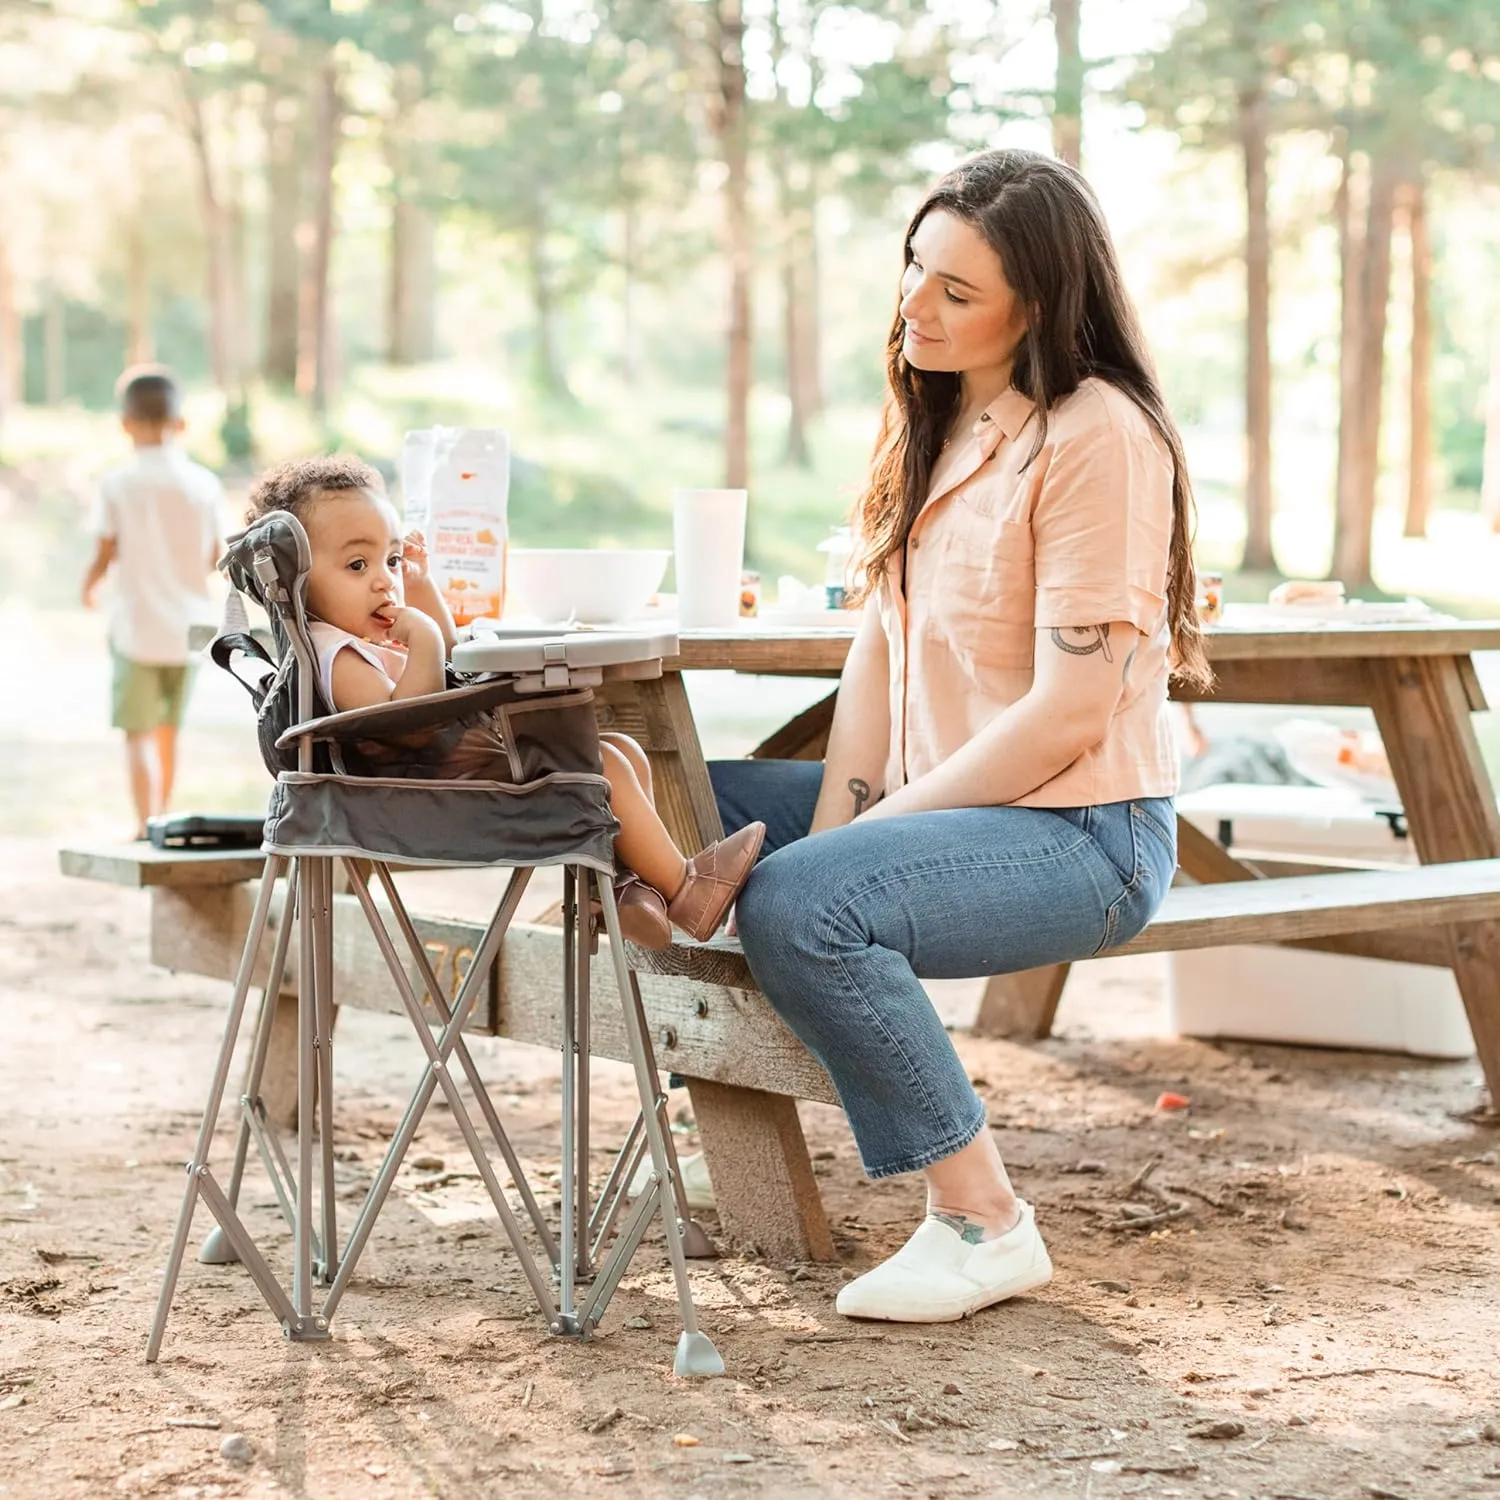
[307,621,409,709]
[92,444,227,665]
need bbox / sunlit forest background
[3,0,1500,606]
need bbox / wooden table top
[668,618,1500,675]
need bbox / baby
[244,456,764,947]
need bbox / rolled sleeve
[1031,421,1173,635]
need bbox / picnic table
[63,615,1500,1266]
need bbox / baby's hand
[374,605,440,650]
[401,530,430,582]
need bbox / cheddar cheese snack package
[400,427,510,626]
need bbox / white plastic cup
[672,488,747,629]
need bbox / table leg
[610,670,837,1259]
[683,1079,835,1262]
[1369,654,1500,1101]
[973,965,1071,1039]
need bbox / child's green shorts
[111,649,195,733]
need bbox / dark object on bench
[146,814,266,851]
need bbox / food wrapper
[400,427,509,626]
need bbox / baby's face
[303,491,406,640]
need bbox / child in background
[82,367,226,839]
[245,456,763,948]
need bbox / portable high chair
[146,511,723,1376]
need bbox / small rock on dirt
[941,1382,962,1396]
[1188,1420,1245,1440]
[1446,1427,1480,1447]
[624,1315,652,1330]
[410,1154,445,1172]
[219,1434,254,1465]
[722,1453,755,1464]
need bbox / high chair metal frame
[146,512,722,1376]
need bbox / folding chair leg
[147,856,287,1361]
[312,860,339,1285]
[366,862,559,1268]
[323,865,559,1326]
[588,877,723,1378]
[200,864,299,1266]
[558,868,580,1323]
[290,856,321,1329]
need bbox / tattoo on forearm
[849,778,872,817]
[1050,625,1113,662]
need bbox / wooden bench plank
[634,860,1500,982]
[60,845,266,889]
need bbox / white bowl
[506,547,671,625]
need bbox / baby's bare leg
[600,740,686,898]
[600,731,653,802]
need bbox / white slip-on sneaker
[627,1148,715,1212]
[835,1199,1053,1323]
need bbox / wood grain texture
[61,845,266,888]
[1176,818,1262,885]
[972,965,1071,1040]
[668,622,1500,676]
[750,690,838,761]
[684,1079,836,1261]
[1369,656,1500,1097]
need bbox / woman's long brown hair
[851,149,1211,691]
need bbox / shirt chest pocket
[921,510,1036,670]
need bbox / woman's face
[899,209,1028,387]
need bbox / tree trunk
[1403,178,1433,539]
[225,93,252,391]
[524,209,572,401]
[44,292,65,404]
[1050,0,1082,168]
[783,253,810,468]
[802,198,823,421]
[386,62,437,366]
[1239,83,1273,572]
[296,57,340,415]
[1333,154,1398,588]
[620,194,639,382]
[717,0,751,490]
[1482,315,1500,532]
[262,84,301,384]
[0,228,21,418]
[125,215,153,366]
[1332,147,1366,584]
[181,79,233,393]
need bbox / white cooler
[1168,784,1475,1058]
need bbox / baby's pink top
[308,621,409,709]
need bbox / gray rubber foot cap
[197,1226,240,1265]
[674,1330,724,1378]
[681,1220,718,1260]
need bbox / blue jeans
[710,760,1177,1179]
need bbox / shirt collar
[977,387,1036,443]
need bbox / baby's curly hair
[246,455,385,522]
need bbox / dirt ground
[4,830,1500,1500]
[4,607,1500,1500]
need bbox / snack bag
[400,427,509,627]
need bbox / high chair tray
[452,626,678,675]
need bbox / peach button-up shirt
[874,377,1180,809]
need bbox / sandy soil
[3,830,1500,1500]
[4,603,1500,1499]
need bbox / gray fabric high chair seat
[147,510,723,1377]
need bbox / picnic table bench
[62,619,1500,1264]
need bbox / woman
[711,148,1209,1323]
